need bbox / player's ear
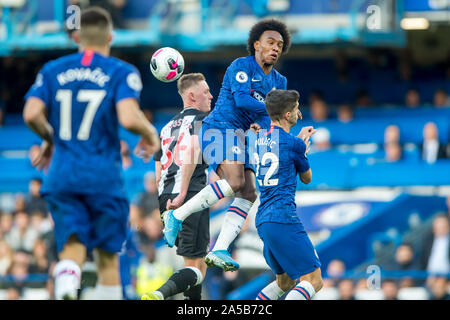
[254,40,260,53]
[284,111,291,121]
[188,90,195,102]
[108,32,113,44]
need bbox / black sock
[157,268,198,299]
[184,284,202,300]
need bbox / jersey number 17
[56,89,106,141]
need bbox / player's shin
[151,267,203,300]
[212,197,253,251]
[172,179,234,221]
[285,280,316,300]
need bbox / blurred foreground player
[142,73,212,300]
[23,7,159,299]
[162,19,291,271]
[253,90,323,300]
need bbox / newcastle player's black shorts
[159,192,210,258]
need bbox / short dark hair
[79,7,112,46]
[266,89,299,121]
[247,19,291,56]
[177,73,206,95]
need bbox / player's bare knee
[241,188,257,203]
[313,277,324,292]
[302,272,323,292]
[277,276,296,292]
[227,176,245,193]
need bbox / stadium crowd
[0,171,448,299]
[0,43,449,300]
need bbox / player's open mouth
[270,53,278,60]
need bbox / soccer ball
[150,47,185,83]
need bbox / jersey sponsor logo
[57,67,110,87]
[251,90,266,103]
[235,71,248,83]
[168,118,193,130]
[126,72,143,92]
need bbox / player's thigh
[43,192,91,253]
[94,247,119,270]
[276,273,296,292]
[158,194,172,216]
[200,123,246,178]
[257,223,285,276]
[85,194,129,254]
[300,267,323,291]
[176,192,210,259]
[216,160,246,192]
[235,168,257,202]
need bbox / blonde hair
[177,73,206,95]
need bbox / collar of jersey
[182,107,196,112]
[251,55,275,77]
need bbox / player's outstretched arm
[166,135,201,210]
[116,98,160,162]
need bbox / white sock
[212,198,253,251]
[173,179,234,221]
[94,284,123,300]
[256,281,285,300]
[285,281,316,300]
[153,290,164,300]
[53,259,81,300]
[186,266,204,285]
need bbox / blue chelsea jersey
[253,125,310,227]
[25,50,143,198]
[203,56,287,130]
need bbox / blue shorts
[43,192,129,254]
[199,121,254,173]
[257,222,321,280]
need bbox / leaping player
[160,19,292,271]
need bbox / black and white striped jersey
[153,107,208,196]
